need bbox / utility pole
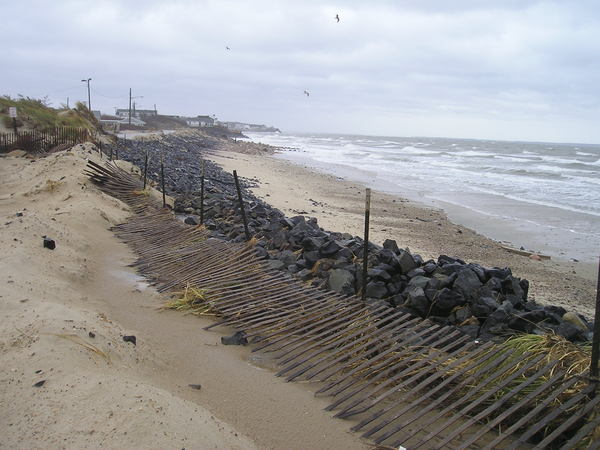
[128,88,143,124]
[81,78,92,110]
[66,97,69,108]
[154,104,157,115]
[128,88,132,125]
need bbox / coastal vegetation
[0,96,98,132]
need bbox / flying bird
[303,90,310,97]
[335,14,340,23]
[225,46,231,50]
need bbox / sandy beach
[0,146,368,449]
[208,148,597,319]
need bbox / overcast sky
[3,0,599,143]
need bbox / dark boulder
[368,267,392,281]
[452,306,473,325]
[556,322,585,341]
[254,246,269,260]
[378,248,400,268]
[430,288,465,316]
[303,251,319,268]
[458,324,480,339]
[301,236,325,251]
[327,269,356,296]
[485,267,512,280]
[422,261,437,274]
[406,268,426,278]
[405,286,429,316]
[277,250,297,266]
[435,263,464,276]
[366,281,388,299]
[319,240,343,257]
[184,216,199,225]
[438,255,465,266]
[383,239,401,253]
[408,275,430,290]
[398,250,418,274]
[481,308,511,338]
[295,269,313,281]
[267,259,286,271]
[471,296,500,318]
[509,310,547,333]
[453,268,483,301]
[466,263,487,283]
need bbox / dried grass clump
[132,189,150,196]
[51,333,110,362]
[162,284,216,316]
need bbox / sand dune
[0,145,366,449]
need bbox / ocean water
[245,132,600,262]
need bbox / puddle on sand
[248,352,279,371]
[109,269,151,292]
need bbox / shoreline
[208,148,597,319]
[244,132,600,264]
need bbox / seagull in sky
[335,14,340,23]
[303,90,310,97]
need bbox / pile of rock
[107,133,593,344]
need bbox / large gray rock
[453,268,483,301]
[472,296,499,318]
[431,288,465,315]
[320,240,343,257]
[408,275,430,290]
[383,239,400,253]
[327,269,356,296]
[406,286,429,316]
[366,281,388,299]
[368,267,391,281]
[266,259,286,271]
[398,250,418,274]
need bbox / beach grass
[0,96,97,132]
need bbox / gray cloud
[2,0,599,142]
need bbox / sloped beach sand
[208,149,597,319]
[0,146,368,449]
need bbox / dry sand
[208,149,597,319]
[0,146,368,450]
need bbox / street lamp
[81,78,92,111]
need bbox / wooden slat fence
[0,127,93,154]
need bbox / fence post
[160,154,166,208]
[590,253,600,385]
[362,188,371,303]
[142,150,148,189]
[233,170,251,241]
[200,159,205,224]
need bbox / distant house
[115,108,158,118]
[197,115,215,127]
[185,115,215,127]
